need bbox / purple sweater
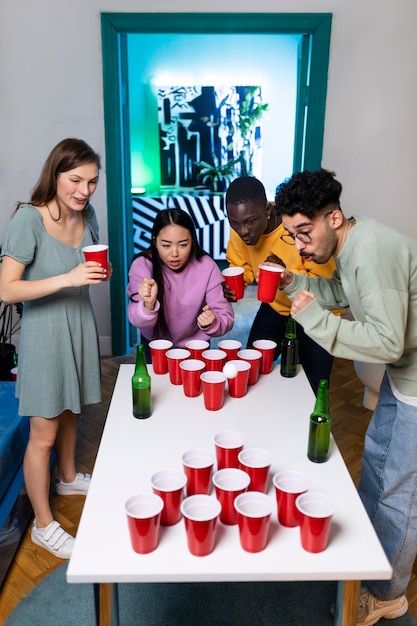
[127,254,234,346]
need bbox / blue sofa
[0,382,31,587]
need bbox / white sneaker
[31,520,75,559]
[356,588,408,625]
[55,472,91,496]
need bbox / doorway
[100,13,332,356]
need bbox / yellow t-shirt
[226,224,338,316]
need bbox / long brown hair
[16,138,101,210]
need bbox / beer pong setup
[67,269,392,626]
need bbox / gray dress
[1,204,101,418]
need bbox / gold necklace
[46,201,61,222]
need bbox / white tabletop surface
[67,364,391,584]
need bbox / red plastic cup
[214,430,245,470]
[10,367,18,381]
[218,339,242,361]
[238,448,272,493]
[125,493,164,554]
[222,266,245,300]
[226,359,251,399]
[149,339,173,375]
[166,348,190,385]
[200,371,227,411]
[212,468,250,525]
[180,359,206,397]
[257,264,284,302]
[202,349,227,372]
[82,244,109,273]
[185,339,209,360]
[237,349,262,386]
[296,491,335,553]
[234,491,273,552]
[181,495,222,556]
[273,470,309,527]
[151,470,187,526]
[182,449,215,496]
[252,340,277,375]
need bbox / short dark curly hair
[226,176,267,206]
[275,169,342,218]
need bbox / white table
[67,364,391,626]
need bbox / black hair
[226,176,267,206]
[275,169,342,218]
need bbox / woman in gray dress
[0,138,111,559]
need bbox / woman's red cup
[252,340,277,375]
[225,359,251,399]
[218,339,242,361]
[180,359,206,397]
[202,349,227,372]
[166,348,190,385]
[185,339,209,360]
[257,264,284,302]
[273,470,309,527]
[125,493,164,554]
[237,349,262,385]
[149,339,173,374]
[296,491,335,553]
[182,448,215,496]
[222,266,245,300]
[181,495,222,556]
[212,468,250,525]
[200,371,227,411]
[234,491,273,552]
[151,470,187,526]
[238,448,272,493]
[214,430,245,470]
[82,244,109,273]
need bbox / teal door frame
[101,12,332,356]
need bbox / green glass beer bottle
[307,379,332,463]
[132,344,152,419]
[280,315,298,378]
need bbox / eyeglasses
[280,211,333,246]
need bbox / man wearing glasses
[224,176,339,394]
[275,168,415,625]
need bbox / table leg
[334,580,361,626]
[94,582,119,626]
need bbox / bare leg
[23,416,59,528]
[55,410,78,483]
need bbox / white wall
[1,0,417,355]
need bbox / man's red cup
[296,491,335,553]
[237,349,262,386]
[218,339,242,361]
[222,266,245,300]
[252,340,277,375]
[234,491,273,552]
[181,495,222,556]
[182,448,215,496]
[82,244,109,273]
[257,264,284,303]
[125,493,164,554]
[225,359,251,399]
[273,470,309,527]
[212,468,250,525]
[166,348,190,385]
[185,339,209,360]
[202,349,227,372]
[151,470,187,526]
[149,339,173,375]
[180,359,206,397]
[200,371,227,411]
[10,367,18,381]
[214,430,245,469]
[238,448,272,493]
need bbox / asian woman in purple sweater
[127,208,234,360]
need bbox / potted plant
[194,154,241,193]
[236,86,269,176]
[0,249,22,380]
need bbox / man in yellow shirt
[224,176,337,394]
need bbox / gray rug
[6,563,417,626]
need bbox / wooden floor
[1,355,417,623]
